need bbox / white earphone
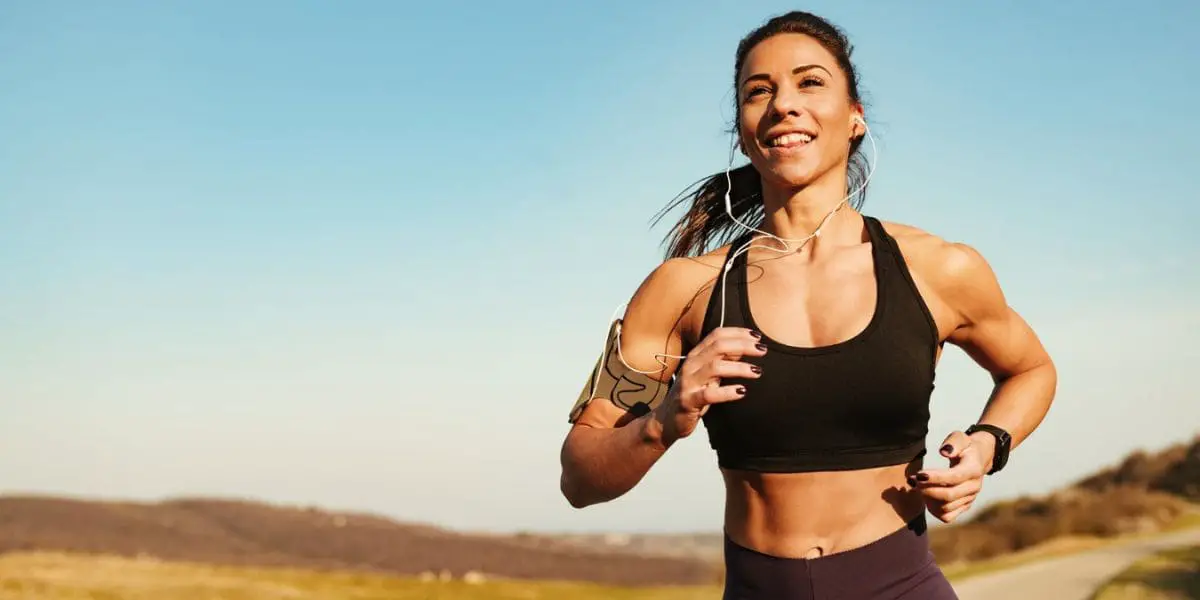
[605,115,879,376]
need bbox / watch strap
[965,423,1011,475]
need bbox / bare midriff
[721,460,926,559]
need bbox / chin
[758,161,822,189]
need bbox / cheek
[735,113,757,147]
[737,102,771,140]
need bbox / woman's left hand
[911,430,995,523]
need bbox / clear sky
[2,0,1197,535]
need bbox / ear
[849,104,865,138]
[733,126,749,157]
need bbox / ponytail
[652,145,869,260]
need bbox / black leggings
[722,516,958,600]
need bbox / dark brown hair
[653,11,869,259]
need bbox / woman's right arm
[558,259,764,509]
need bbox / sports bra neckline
[725,216,890,356]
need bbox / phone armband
[567,319,673,423]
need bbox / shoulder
[621,247,731,357]
[879,220,993,285]
[878,220,1007,331]
[629,251,725,310]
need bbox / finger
[688,337,761,366]
[689,327,760,357]
[695,382,748,406]
[918,485,959,503]
[939,504,972,523]
[700,358,763,381]
[938,430,972,459]
[939,493,977,515]
[705,337,768,361]
[917,461,982,487]
[919,478,981,503]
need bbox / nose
[769,85,804,120]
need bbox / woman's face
[736,33,862,192]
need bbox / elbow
[559,472,594,509]
[559,431,600,509]
[1031,354,1059,397]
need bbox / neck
[757,169,860,250]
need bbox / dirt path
[952,527,1200,600]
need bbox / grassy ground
[1092,545,1200,600]
[2,514,1197,600]
[944,509,1200,583]
[0,552,720,600]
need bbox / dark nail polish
[755,343,767,352]
[907,476,916,486]
[735,386,746,395]
[916,473,929,482]
[941,444,954,455]
[750,365,762,374]
[749,330,762,339]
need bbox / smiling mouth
[765,132,815,150]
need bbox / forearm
[559,413,670,508]
[975,361,1057,453]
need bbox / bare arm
[937,242,1058,466]
[558,260,688,508]
[900,234,1057,522]
[559,258,762,508]
[559,403,672,508]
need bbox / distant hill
[545,435,1200,566]
[1074,435,1200,500]
[928,434,1200,564]
[1,435,1195,585]
[0,495,715,586]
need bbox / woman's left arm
[914,241,1058,522]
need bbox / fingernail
[750,365,762,374]
[906,476,916,486]
[755,343,767,352]
[916,473,929,482]
[749,330,762,339]
[735,386,746,395]
[941,444,954,455]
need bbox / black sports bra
[698,216,940,473]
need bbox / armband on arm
[567,319,674,424]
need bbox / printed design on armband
[567,319,673,423]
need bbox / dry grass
[0,552,722,600]
[0,496,716,587]
[1092,545,1200,600]
[942,509,1200,582]
[6,521,1200,600]
[930,487,1195,565]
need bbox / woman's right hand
[654,327,767,445]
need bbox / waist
[716,438,927,473]
[721,514,941,600]
[721,462,926,558]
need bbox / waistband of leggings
[724,513,931,570]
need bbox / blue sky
[1,0,1197,534]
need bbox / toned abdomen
[721,461,926,559]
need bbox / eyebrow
[740,64,833,88]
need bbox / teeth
[769,133,813,147]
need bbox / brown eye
[744,86,770,101]
[800,76,824,88]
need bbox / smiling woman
[558,10,1058,600]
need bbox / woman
[559,11,1057,600]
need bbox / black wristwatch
[965,423,1012,475]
